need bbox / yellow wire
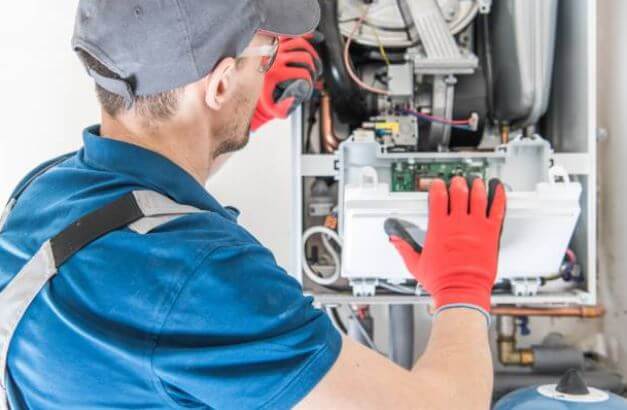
[372,25,391,67]
[344,5,390,95]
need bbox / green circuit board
[391,160,487,192]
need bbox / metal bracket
[397,0,478,74]
[510,278,542,297]
[350,278,379,297]
[478,0,492,14]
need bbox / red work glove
[384,177,506,315]
[251,35,322,132]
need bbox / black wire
[479,14,495,116]
[492,281,512,292]
[330,307,347,334]
[374,72,389,86]
[314,283,416,296]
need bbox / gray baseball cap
[72,0,320,107]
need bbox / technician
[0,1,505,409]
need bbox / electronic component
[360,116,419,152]
[391,161,417,192]
[297,0,596,306]
[337,138,583,297]
[391,159,487,192]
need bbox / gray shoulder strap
[129,191,205,234]
[0,190,204,409]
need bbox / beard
[212,92,255,159]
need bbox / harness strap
[0,190,204,409]
[51,193,143,266]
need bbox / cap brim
[258,0,320,37]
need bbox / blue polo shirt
[0,126,341,409]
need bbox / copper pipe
[320,92,340,153]
[500,124,510,144]
[426,304,605,319]
[491,305,605,318]
[497,316,534,366]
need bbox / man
[0,1,505,409]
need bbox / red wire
[407,108,472,125]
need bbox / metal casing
[489,0,559,127]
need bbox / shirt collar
[81,125,236,221]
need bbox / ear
[205,58,237,110]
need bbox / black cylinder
[388,305,415,369]
[317,0,375,127]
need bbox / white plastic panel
[342,180,582,281]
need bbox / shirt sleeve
[152,242,342,410]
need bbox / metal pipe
[500,123,510,144]
[491,305,605,318]
[497,316,535,366]
[388,305,415,370]
[320,92,340,153]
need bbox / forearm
[302,177,503,409]
[298,309,493,410]
[410,308,493,410]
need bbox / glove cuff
[434,303,492,327]
[433,288,492,314]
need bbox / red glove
[384,177,506,313]
[251,35,322,132]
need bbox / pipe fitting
[496,316,535,366]
[498,337,535,366]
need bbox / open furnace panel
[292,0,596,307]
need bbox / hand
[251,35,322,132]
[384,177,506,313]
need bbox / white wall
[598,0,627,374]
[0,2,96,199]
[0,1,294,269]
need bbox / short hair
[77,50,182,121]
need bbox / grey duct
[388,305,415,369]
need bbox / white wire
[377,281,416,295]
[320,233,338,264]
[302,226,343,286]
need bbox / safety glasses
[238,36,279,73]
